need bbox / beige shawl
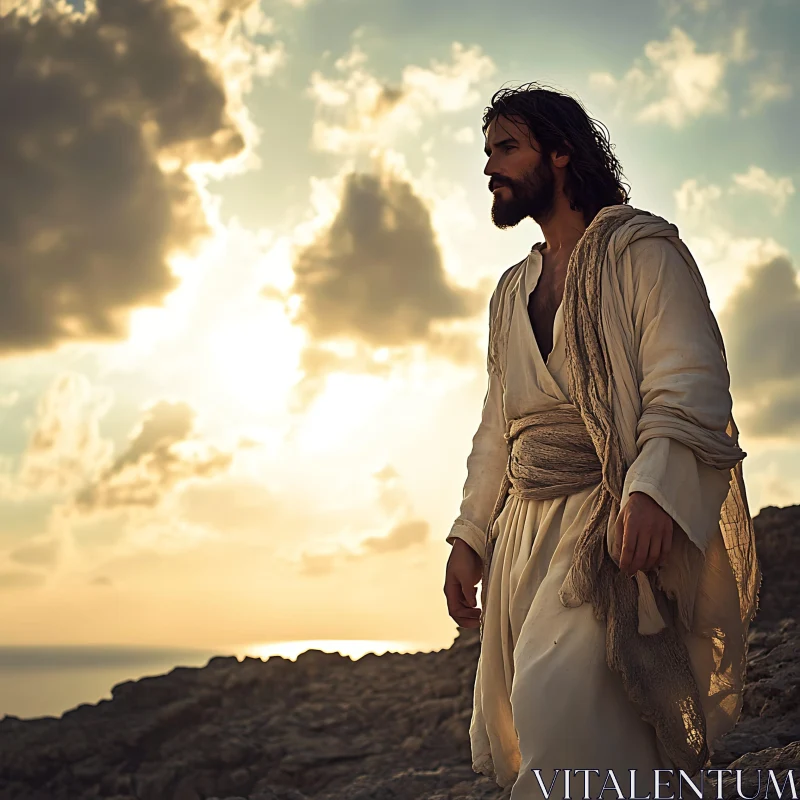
[479,204,761,774]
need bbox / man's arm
[444,280,509,626]
[614,236,734,575]
[445,275,510,561]
[444,364,507,627]
[445,366,508,561]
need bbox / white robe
[446,236,737,798]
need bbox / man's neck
[535,195,587,264]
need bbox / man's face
[483,115,556,229]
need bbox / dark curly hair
[482,82,631,226]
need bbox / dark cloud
[289,171,483,345]
[282,170,485,409]
[0,0,248,354]
[74,400,233,511]
[745,385,800,438]
[373,85,405,116]
[720,255,800,437]
[427,326,490,366]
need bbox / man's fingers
[463,580,478,608]
[444,578,480,624]
[450,600,481,626]
[631,527,653,574]
[618,520,639,574]
[644,529,664,572]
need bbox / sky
[0,0,797,651]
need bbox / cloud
[15,372,115,497]
[287,342,394,414]
[178,475,285,540]
[373,464,410,517]
[590,27,728,128]
[741,66,792,117]
[727,25,756,65]
[9,537,59,567]
[308,41,495,155]
[675,168,795,222]
[730,166,795,214]
[360,519,429,554]
[0,0,281,354]
[283,166,485,408]
[402,43,497,111]
[672,175,790,311]
[688,229,788,315]
[177,470,409,567]
[290,169,483,345]
[451,126,476,144]
[719,255,800,440]
[296,464,429,576]
[74,399,233,512]
[591,21,793,124]
[1,375,232,524]
[746,460,799,513]
[674,178,724,222]
[298,518,430,576]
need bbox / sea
[0,638,443,720]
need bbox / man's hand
[444,538,483,628]
[614,491,674,576]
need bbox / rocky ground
[0,504,798,800]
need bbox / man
[442,83,759,799]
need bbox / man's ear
[550,141,572,169]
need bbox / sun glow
[207,304,303,416]
[294,371,392,452]
[237,638,442,662]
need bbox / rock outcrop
[0,504,798,800]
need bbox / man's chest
[526,271,566,362]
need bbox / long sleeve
[619,437,731,553]
[446,366,508,561]
[617,236,734,553]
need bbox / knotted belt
[478,402,603,622]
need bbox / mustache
[489,179,512,191]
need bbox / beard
[490,158,556,229]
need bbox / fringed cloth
[478,204,761,776]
